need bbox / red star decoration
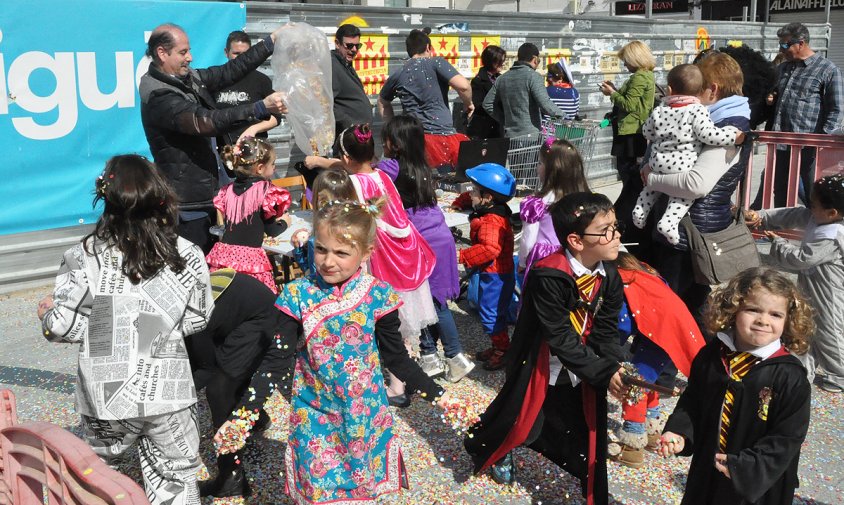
[438,38,448,50]
[364,38,375,51]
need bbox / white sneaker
[419,353,445,378]
[445,353,476,383]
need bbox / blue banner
[0,0,247,235]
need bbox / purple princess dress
[518,192,561,279]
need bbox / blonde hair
[314,197,386,252]
[312,167,358,210]
[704,267,814,355]
[697,52,744,99]
[618,41,656,71]
[221,137,275,178]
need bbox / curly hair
[85,155,185,283]
[704,267,814,355]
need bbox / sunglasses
[778,40,802,51]
[344,42,363,50]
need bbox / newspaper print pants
[81,405,201,505]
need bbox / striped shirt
[773,53,844,134]
[545,85,580,121]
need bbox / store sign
[770,0,844,12]
[616,0,689,14]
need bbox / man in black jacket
[140,23,287,253]
[331,24,373,140]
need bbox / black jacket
[330,50,373,136]
[665,339,810,505]
[467,67,502,139]
[465,254,622,504]
[139,37,273,210]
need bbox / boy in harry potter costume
[464,192,627,505]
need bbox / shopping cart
[506,118,609,191]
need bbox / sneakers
[419,353,446,378]
[387,393,411,408]
[445,353,476,383]
[483,349,507,371]
[475,347,496,362]
[199,455,251,498]
[819,377,844,393]
[490,452,516,485]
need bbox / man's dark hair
[225,31,252,51]
[777,22,810,43]
[146,23,184,63]
[335,24,361,41]
[481,45,507,71]
[406,29,432,57]
[517,43,540,62]
[550,192,614,245]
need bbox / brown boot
[616,445,645,469]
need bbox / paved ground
[1,178,842,505]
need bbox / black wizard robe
[664,337,811,505]
[464,251,624,505]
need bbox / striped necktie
[569,273,599,336]
[719,349,760,452]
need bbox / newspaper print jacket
[42,237,214,420]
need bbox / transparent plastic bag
[271,23,335,156]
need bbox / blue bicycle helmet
[465,163,516,200]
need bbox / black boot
[199,453,251,498]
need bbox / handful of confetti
[439,392,493,436]
[621,362,646,406]
[214,406,261,455]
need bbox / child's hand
[436,391,452,409]
[764,230,780,241]
[277,212,292,226]
[37,295,54,320]
[744,209,762,228]
[735,131,746,145]
[290,229,311,248]
[714,453,732,479]
[658,432,685,457]
[213,420,249,455]
[608,369,629,401]
[303,156,322,169]
[640,164,653,186]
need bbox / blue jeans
[419,298,463,358]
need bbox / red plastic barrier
[742,131,844,210]
[0,390,150,505]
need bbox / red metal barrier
[743,131,844,210]
[0,390,150,505]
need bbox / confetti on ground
[2,288,842,505]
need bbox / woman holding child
[643,51,752,327]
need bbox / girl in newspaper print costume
[38,155,214,505]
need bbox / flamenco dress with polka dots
[205,176,291,293]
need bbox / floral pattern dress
[275,269,405,505]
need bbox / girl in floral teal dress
[274,198,446,504]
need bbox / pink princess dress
[349,169,438,348]
[518,192,561,279]
[206,177,291,293]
